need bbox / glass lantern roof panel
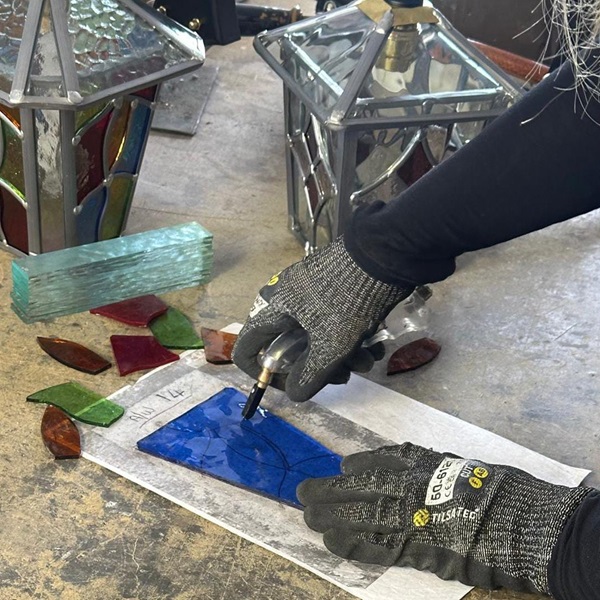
[29,0,65,98]
[5,0,204,107]
[352,24,509,120]
[0,0,29,95]
[258,5,379,112]
[66,0,197,99]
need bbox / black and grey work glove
[232,237,414,402]
[297,442,593,595]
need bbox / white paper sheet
[80,349,590,600]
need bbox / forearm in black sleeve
[345,60,600,286]
[548,490,600,599]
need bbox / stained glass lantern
[254,0,524,251]
[0,0,205,256]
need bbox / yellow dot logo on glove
[413,508,430,527]
[469,477,483,489]
[267,273,280,286]
[473,467,489,479]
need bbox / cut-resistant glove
[232,237,414,402]
[297,442,594,595]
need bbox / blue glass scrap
[136,387,342,507]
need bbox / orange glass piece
[37,336,111,374]
[41,405,81,459]
[110,335,179,376]
[200,328,238,364]
[91,295,168,326]
[387,338,441,375]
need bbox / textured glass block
[11,222,213,323]
[137,388,342,507]
[28,381,124,426]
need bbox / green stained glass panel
[27,381,124,426]
[75,101,111,132]
[149,307,204,349]
[0,121,25,198]
[99,174,134,240]
[105,101,131,171]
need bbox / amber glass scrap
[149,307,203,349]
[37,336,111,374]
[28,382,124,426]
[110,335,179,376]
[41,405,81,459]
[387,338,441,375]
[200,328,238,364]
[91,295,168,326]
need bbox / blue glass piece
[76,186,106,244]
[137,387,342,507]
[114,104,152,175]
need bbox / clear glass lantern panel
[293,166,335,249]
[66,0,195,98]
[354,24,502,120]
[0,0,28,96]
[263,5,378,110]
[288,99,337,249]
[354,126,419,193]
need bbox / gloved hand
[232,237,414,402]
[297,442,593,595]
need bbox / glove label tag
[426,458,490,505]
[249,294,269,318]
[426,458,468,506]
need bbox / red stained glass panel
[0,188,28,253]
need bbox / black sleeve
[345,59,600,287]
[548,490,600,600]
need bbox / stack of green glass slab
[11,223,213,324]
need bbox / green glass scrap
[149,307,204,349]
[27,382,124,427]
